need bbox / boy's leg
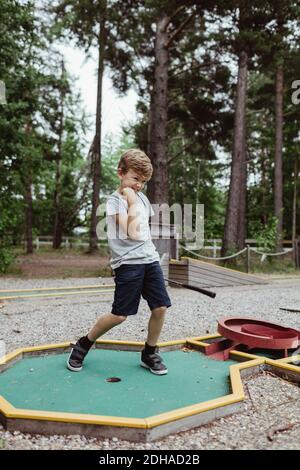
[146,306,167,347]
[141,306,168,375]
[88,313,126,342]
[141,262,171,375]
[67,264,144,372]
[67,313,126,372]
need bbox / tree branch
[165,11,197,49]
[170,60,221,79]
[168,143,195,165]
[165,5,186,29]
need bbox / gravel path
[0,276,300,450]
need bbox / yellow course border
[0,289,114,301]
[0,284,115,301]
[266,356,300,373]
[273,354,300,365]
[0,284,115,293]
[0,336,299,432]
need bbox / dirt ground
[4,251,112,278]
[2,249,300,280]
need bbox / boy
[67,149,171,375]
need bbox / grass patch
[0,264,23,277]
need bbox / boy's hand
[121,187,137,206]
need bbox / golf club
[164,278,216,298]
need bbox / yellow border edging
[265,358,300,373]
[5,408,147,428]
[0,349,23,366]
[229,350,261,360]
[0,396,16,414]
[0,284,115,293]
[0,289,114,301]
[273,354,300,365]
[22,343,71,353]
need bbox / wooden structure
[169,257,267,288]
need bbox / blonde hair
[118,149,153,180]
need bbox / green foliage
[0,0,91,265]
[0,207,16,273]
[100,132,136,196]
[249,216,279,252]
[0,0,39,270]
[0,248,15,274]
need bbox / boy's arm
[116,188,141,240]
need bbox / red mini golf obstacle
[204,317,300,360]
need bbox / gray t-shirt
[106,190,160,269]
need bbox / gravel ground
[0,276,300,450]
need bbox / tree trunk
[147,14,169,204]
[52,157,63,249]
[53,61,65,249]
[292,157,298,265]
[222,50,248,256]
[260,147,268,225]
[237,126,247,250]
[24,173,33,254]
[23,121,33,254]
[89,16,106,252]
[147,92,154,157]
[274,65,284,250]
[54,213,64,248]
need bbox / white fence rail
[30,236,294,253]
[30,237,107,250]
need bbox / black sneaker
[140,348,168,375]
[67,339,90,372]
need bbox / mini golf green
[0,349,236,418]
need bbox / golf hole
[106,377,121,383]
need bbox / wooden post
[246,244,251,273]
[296,238,300,269]
[213,239,217,258]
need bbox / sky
[61,45,138,150]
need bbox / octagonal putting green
[1,338,299,441]
[0,349,236,417]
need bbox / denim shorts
[111,261,172,316]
